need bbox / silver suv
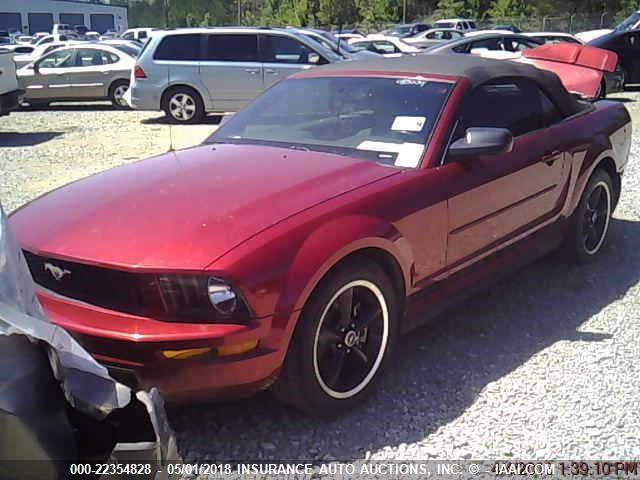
[128,27,343,123]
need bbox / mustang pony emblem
[44,262,71,281]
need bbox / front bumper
[39,290,284,403]
[0,88,24,116]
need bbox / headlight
[207,278,237,316]
[153,275,249,323]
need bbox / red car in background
[10,54,631,416]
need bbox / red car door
[439,79,571,266]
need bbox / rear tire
[272,257,399,416]
[109,80,130,109]
[162,86,205,124]
[563,169,613,263]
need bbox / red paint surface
[521,43,618,98]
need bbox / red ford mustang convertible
[11,55,631,415]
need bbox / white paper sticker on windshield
[391,116,426,132]
[357,141,425,168]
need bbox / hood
[11,143,398,271]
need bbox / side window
[38,49,75,68]
[456,80,562,139]
[75,48,105,66]
[122,32,134,40]
[138,31,147,40]
[372,41,398,54]
[101,51,119,64]
[204,34,258,62]
[470,38,502,51]
[469,21,477,29]
[453,43,470,53]
[154,34,202,61]
[262,35,319,64]
[504,38,540,51]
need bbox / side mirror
[32,63,39,73]
[307,52,320,65]
[448,127,513,159]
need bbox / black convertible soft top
[302,53,586,117]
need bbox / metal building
[0,0,128,35]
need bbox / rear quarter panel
[562,100,631,215]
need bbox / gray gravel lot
[1,96,640,468]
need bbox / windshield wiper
[288,145,311,152]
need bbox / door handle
[542,150,561,166]
[265,69,278,74]
[244,68,259,74]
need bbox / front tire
[564,169,613,262]
[162,87,204,124]
[272,258,399,416]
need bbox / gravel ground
[2,96,640,468]
[0,103,217,212]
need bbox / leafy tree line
[128,0,640,30]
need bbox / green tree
[358,0,393,26]
[488,0,533,18]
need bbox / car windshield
[615,12,640,31]
[207,76,452,168]
[390,26,412,36]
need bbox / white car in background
[524,32,584,44]
[120,28,158,43]
[465,29,515,37]
[334,33,364,41]
[575,29,612,42]
[349,34,421,57]
[433,18,477,32]
[403,28,464,48]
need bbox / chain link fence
[315,12,617,35]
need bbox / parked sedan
[525,32,584,44]
[384,23,431,38]
[403,28,464,48]
[13,41,80,68]
[17,44,134,107]
[349,35,421,56]
[11,54,630,415]
[424,32,543,54]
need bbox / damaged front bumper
[0,202,180,480]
